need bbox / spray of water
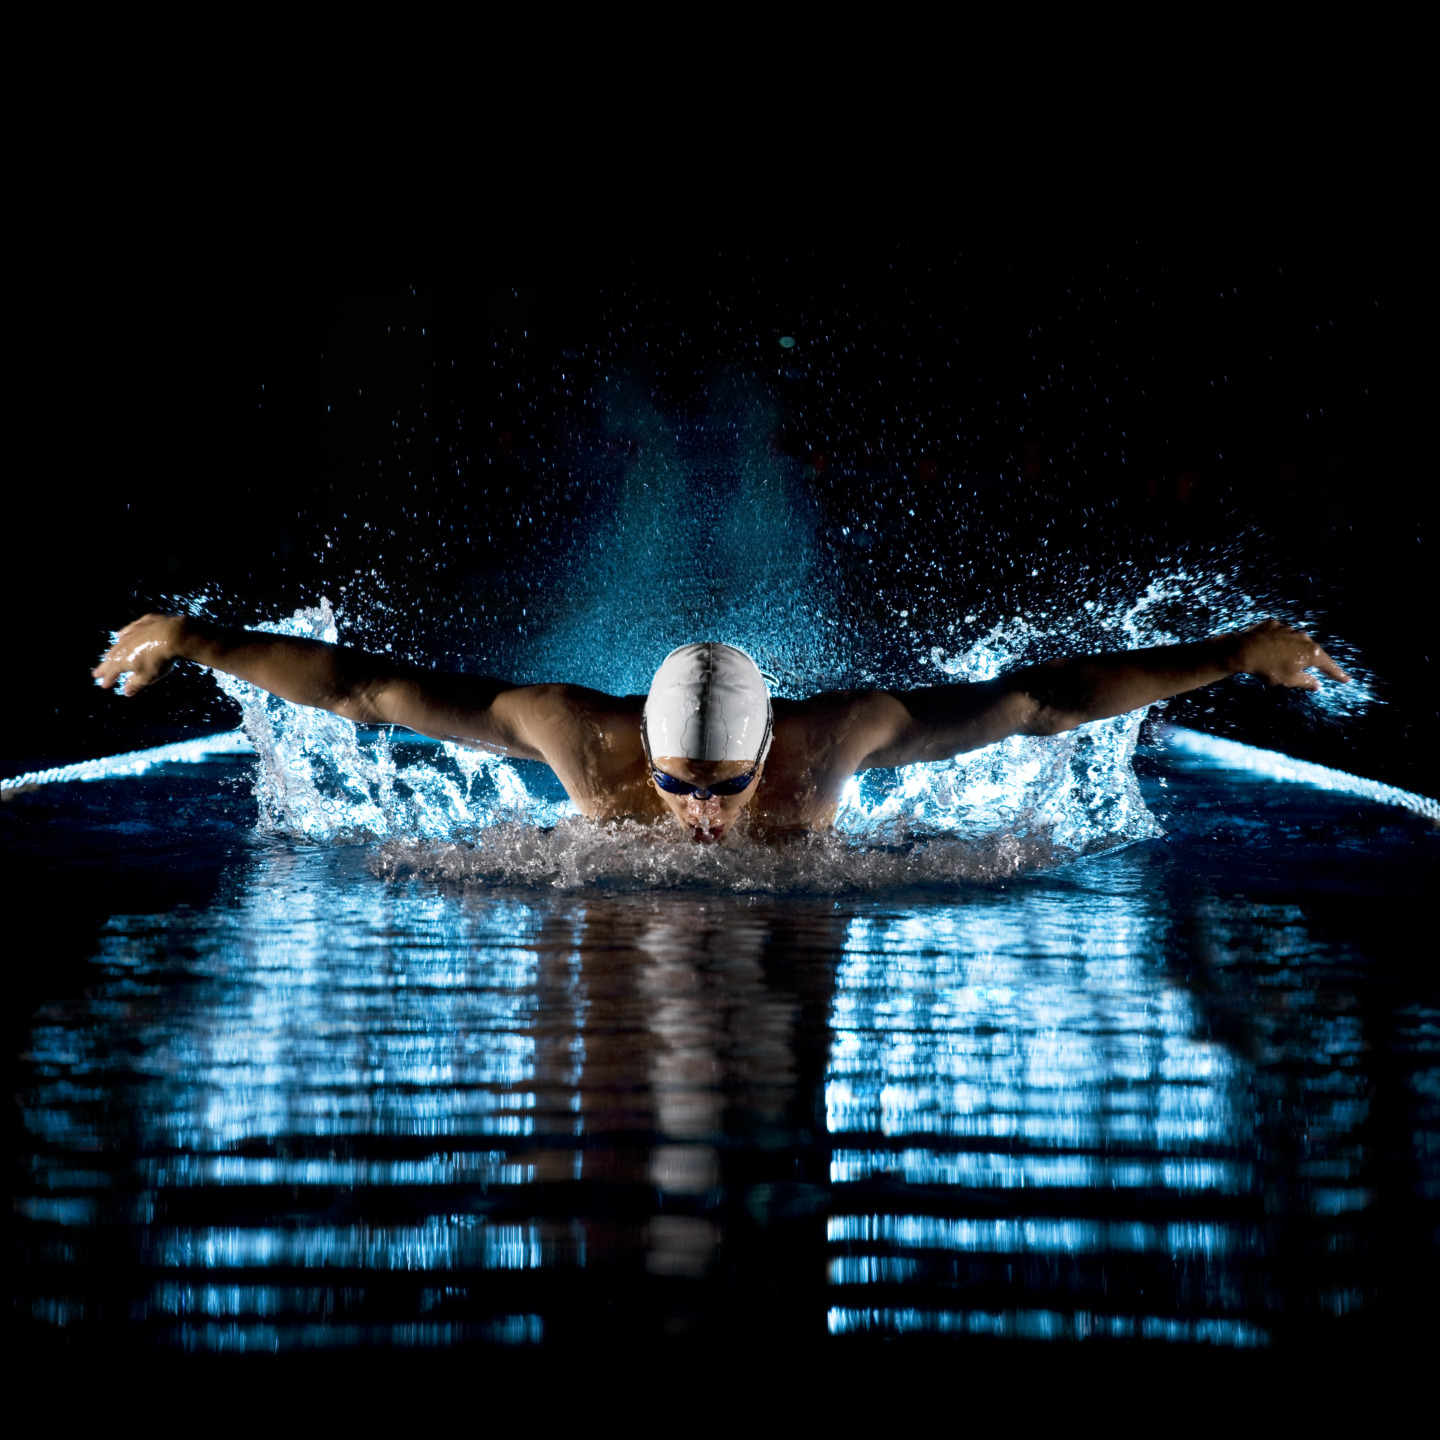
[190,378,1380,891]
[205,584,1333,895]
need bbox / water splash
[197,376,1379,882]
[207,544,1383,885]
[834,716,1158,856]
[374,819,1069,896]
[211,601,577,842]
[519,379,850,698]
[210,590,1166,880]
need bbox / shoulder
[775,689,908,727]
[477,682,639,753]
[494,683,644,720]
[771,689,910,762]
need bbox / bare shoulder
[771,689,909,768]
[747,690,908,829]
[774,688,905,727]
[493,682,643,719]
[771,679,1026,773]
[491,682,642,741]
[488,683,646,788]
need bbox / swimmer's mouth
[691,824,725,845]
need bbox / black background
[8,138,1433,795]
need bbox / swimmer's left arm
[849,620,1350,768]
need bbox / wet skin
[648,755,765,844]
[94,617,1350,843]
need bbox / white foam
[372,818,1071,895]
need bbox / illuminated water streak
[14,810,1424,1349]
[817,895,1383,1349]
[826,1307,1270,1346]
[826,1215,1252,1257]
[1163,726,1440,821]
[0,730,254,793]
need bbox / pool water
[7,736,1436,1356]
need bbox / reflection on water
[826,903,1264,1344]
[11,756,1438,1351]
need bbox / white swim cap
[643,643,773,763]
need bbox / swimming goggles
[640,707,771,800]
[650,766,758,799]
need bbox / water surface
[9,739,1435,1354]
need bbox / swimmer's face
[650,755,764,844]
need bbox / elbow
[335,699,378,725]
[1023,703,1078,737]
[332,677,389,725]
[1010,674,1084,737]
[1002,673,1068,738]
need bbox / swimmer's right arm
[91,614,558,760]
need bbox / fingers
[92,648,127,687]
[93,636,141,693]
[93,618,180,699]
[1236,620,1352,690]
[93,664,131,693]
[1285,650,1348,689]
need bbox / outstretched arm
[92,614,553,760]
[851,620,1350,769]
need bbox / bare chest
[551,706,854,829]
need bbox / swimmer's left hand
[1226,619,1352,691]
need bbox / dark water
[8,743,1437,1357]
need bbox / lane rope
[3,724,1436,823]
[1,731,256,793]
[1162,725,1440,821]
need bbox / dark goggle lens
[652,768,756,798]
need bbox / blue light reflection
[14,774,1435,1350]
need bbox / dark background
[8,188,1433,793]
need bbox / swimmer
[92,616,1350,843]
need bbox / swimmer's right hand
[92,614,186,696]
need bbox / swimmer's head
[643,643,772,843]
[643,643,773,763]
